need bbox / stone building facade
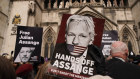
[0,0,10,53]
[129,0,140,54]
[1,0,140,58]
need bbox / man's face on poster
[66,21,91,47]
[66,21,92,56]
[102,45,111,56]
[19,47,33,62]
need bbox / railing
[45,0,129,9]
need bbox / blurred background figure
[0,56,16,79]
[33,56,44,75]
[131,55,140,66]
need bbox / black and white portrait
[14,47,35,62]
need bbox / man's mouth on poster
[67,44,87,56]
[21,57,29,62]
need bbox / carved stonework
[65,1,70,8]
[12,14,21,25]
[28,1,35,15]
[59,1,63,8]
[83,0,86,3]
[72,0,80,7]
[107,0,111,7]
[53,1,57,8]
[45,29,54,44]
[11,26,17,35]
[133,25,137,34]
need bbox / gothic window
[128,41,134,55]
[44,43,48,58]
[44,27,55,58]
[46,29,54,43]
[50,43,54,59]
[122,28,128,43]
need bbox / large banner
[48,14,105,79]
[101,30,118,57]
[14,26,43,62]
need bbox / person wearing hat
[16,64,34,79]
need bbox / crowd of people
[1,41,140,79]
[1,15,140,79]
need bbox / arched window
[128,41,134,55]
[44,27,55,58]
[50,43,54,59]
[122,28,129,43]
[44,43,48,58]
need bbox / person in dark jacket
[106,41,140,79]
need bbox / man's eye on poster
[48,14,105,79]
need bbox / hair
[88,75,112,79]
[66,15,96,44]
[0,56,16,79]
[110,41,128,54]
[20,71,34,79]
[16,64,34,79]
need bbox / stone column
[83,0,86,3]
[70,0,72,3]
[62,0,64,8]
[107,0,111,7]
[48,0,51,8]
[69,0,72,6]
[48,44,51,58]
[56,0,58,8]
[90,0,93,3]
[100,0,105,6]
[53,0,58,8]
[100,0,103,5]
[113,0,118,7]
[120,0,124,7]
[80,0,82,4]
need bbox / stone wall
[130,0,140,53]
[0,0,10,53]
[1,1,30,54]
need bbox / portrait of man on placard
[101,30,118,57]
[49,14,105,79]
[14,47,35,62]
[102,45,111,56]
